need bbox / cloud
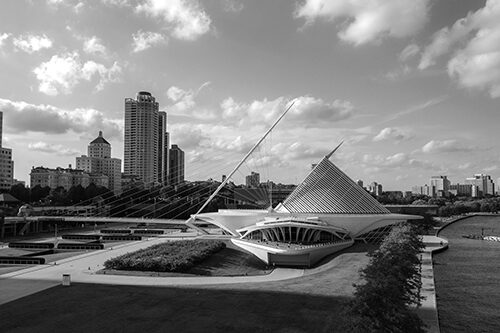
[0,97,122,138]
[222,0,243,13]
[295,0,430,45]
[132,30,167,52]
[83,36,107,56]
[0,33,10,48]
[136,0,211,40]
[28,142,80,156]
[421,139,475,154]
[219,95,353,127]
[33,52,121,95]
[419,0,500,98]
[13,34,53,53]
[381,95,447,124]
[399,44,420,62]
[373,127,413,142]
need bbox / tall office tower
[169,144,185,186]
[0,112,13,191]
[76,131,122,194]
[246,171,260,188]
[158,111,170,185]
[466,174,495,197]
[124,91,159,186]
[430,175,450,197]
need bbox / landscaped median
[104,240,226,273]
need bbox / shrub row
[104,240,226,273]
[347,223,425,332]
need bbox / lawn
[434,215,500,333]
[0,244,372,333]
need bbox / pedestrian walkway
[1,234,304,305]
[418,235,448,333]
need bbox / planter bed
[104,239,226,273]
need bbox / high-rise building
[158,111,169,185]
[246,171,260,188]
[0,112,13,191]
[169,144,184,186]
[124,91,160,186]
[430,175,450,197]
[76,131,122,194]
[465,174,495,197]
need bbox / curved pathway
[418,235,448,333]
[0,234,304,304]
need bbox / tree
[67,185,86,204]
[30,185,51,203]
[348,223,425,332]
[9,183,30,203]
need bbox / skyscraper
[158,111,169,185]
[0,112,13,191]
[124,91,160,186]
[169,144,184,186]
[76,131,122,194]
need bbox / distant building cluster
[356,179,383,196]
[412,174,496,198]
[27,91,185,195]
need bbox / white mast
[186,100,295,228]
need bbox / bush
[104,240,226,272]
[347,223,425,332]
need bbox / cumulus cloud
[421,139,475,154]
[220,95,353,127]
[295,0,430,45]
[83,36,107,56]
[33,52,121,95]
[132,30,167,52]
[373,127,413,142]
[136,0,211,40]
[13,34,53,53]
[28,142,80,156]
[0,33,10,48]
[0,97,122,138]
[419,0,500,98]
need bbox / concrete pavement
[1,233,303,293]
[418,235,448,333]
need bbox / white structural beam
[186,100,296,228]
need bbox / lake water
[434,215,500,333]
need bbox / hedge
[104,240,226,272]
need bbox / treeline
[410,196,500,217]
[9,183,113,206]
[6,182,231,219]
[347,223,425,332]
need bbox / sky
[0,0,500,190]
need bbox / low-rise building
[30,166,91,191]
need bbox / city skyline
[1,1,500,190]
